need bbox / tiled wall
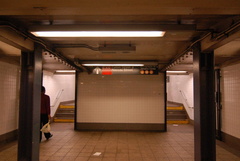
[0,61,20,135]
[77,73,165,124]
[167,74,194,107]
[43,70,75,116]
[221,63,240,139]
[167,74,194,119]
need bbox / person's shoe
[46,134,53,140]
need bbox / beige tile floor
[0,123,240,161]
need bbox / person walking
[40,86,53,142]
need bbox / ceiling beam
[29,24,196,32]
[201,25,240,52]
[0,28,34,51]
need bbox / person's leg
[42,114,52,139]
[40,114,44,142]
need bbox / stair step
[167,102,182,106]
[54,116,74,120]
[167,115,188,119]
[167,112,187,115]
[54,102,75,123]
[56,113,74,117]
[167,119,189,124]
[54,118,74,123]
[167,106,183,110]
[57,109,75,113]
[167,113,187,116]
[167,104,189,124]
[167,111,186,114]
[59,105,75,109]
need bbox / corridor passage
[0,123,239,161]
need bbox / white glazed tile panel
[221,63,240,138]
[0,61,20,135]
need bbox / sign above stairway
[92,66,159,75]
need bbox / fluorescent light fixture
[31,31,165,37]
[167,71,188,74]
[55,70,76,73]
[82,64,144,67]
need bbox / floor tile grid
[0,124,240,161]
[40,130,195,161]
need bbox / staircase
[54,102,75,123]
[167,102,189,124]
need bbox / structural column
[193,43,216,161]
[18,44,43,161]
[74,71,79,130]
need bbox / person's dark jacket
[41,93,50,115]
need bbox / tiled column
[18,44,43,161]
[193,43,216,161]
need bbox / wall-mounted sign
[92,66,158,75]
[102,67,112,75]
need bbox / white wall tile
[43,70,75,116]
[167,74,194,106]
[167,74,194,119]
[0,61,20,135]
[221,63,240,138]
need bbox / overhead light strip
[31,31,165,37]
[167,71,188,74]
[55,70,76,73]
[82,64,144,67]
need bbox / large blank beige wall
[221,63,240,139]
[77,73,165,124]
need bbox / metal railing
[179,89,194,120]
[179,90,193,109]
[51,89,64,107]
